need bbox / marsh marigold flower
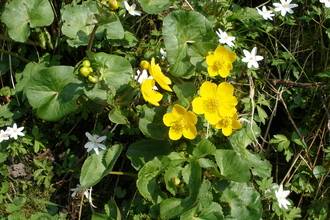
[192,82,238,124]
[141,79,163,106]
[149,57,172,92]
[212,113,242,136]
[163,104,197,140]
[206,46,236,78]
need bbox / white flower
[256,6,275,20]
[320,0,330,8]
[135,70,158,90]
[5,123,25,140]
[71,184,89,199]
[215,29,235,47]
[273,0,298,16]
[242,47,264,68]
[84,132,107,155]
[275,185,291,209]
[124,1,141,16]
[160,48,167,59]
[0,129,9,142]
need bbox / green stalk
[0,49,30,63]
[109,171,138,177]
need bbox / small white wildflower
[5,123,25,140]
[0,129,9,142]
[124,1,141,16]
[84,132,107,155]
[273,0,298,16]
[215,28,235,47]
[160,48,167,59]
[320,0,330,8]
[242,47,264,68]
[256,6,275,20]
[275,185,291,209]
[71,184,89,199]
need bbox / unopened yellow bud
[109,0,120,10]
[88,75,98,83]
[171,177,181,186]
[140,60,150,70]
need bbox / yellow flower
[149,57,172,92]
[192,81,238,124]
[163,104,197,140]
[141,79,163,106]
[206,46,236,78]
[212,113,242,136]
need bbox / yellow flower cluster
[139,58,172,106]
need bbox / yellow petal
[204,111,220,124]
[214,46,227,57]
[200,81,217,98]
[169,127,182,140]
[149,57,172,92]
[141,79,163,106]
[172,104,186,116]
[217,82,234,96]
[218,67,230,78]
[186,111,198,125]
[163,113,177,126]
[192,97,205,114]
[222,126,233,136]
[183,123,197,140]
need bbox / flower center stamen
[204,99,219,113]
[172,118,188,133]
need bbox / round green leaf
[139,106,168,140]
[94,53,132,93]
[26,66,83,121]
[221,182,262,220]
[163,10,214,77]
[2,0,54,42]
[138,0,173,14]
[313,165,326,179]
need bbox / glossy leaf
[2,0,54,42]
[26,66,83,121]
[80,144,122,188]
[139,106,168,140]
[163,10,214,77]
[173,83,197,108]
[138,0,173,14]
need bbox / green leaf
[105,198,122,220]
[192,137,216,159]
[93,52,132,93]
[137,156,169,204]
[163,10,214,77]
[316,71,330,78]
[138,0,174,14]
[188,42,217,72]
[126,139,172,170]
[229,121,272,178]
[214,149,250,182]
[139,106,168,140]
[91,213,111,220]
[80,144,122,188]
[160,161,201,219]
[313,165,326,179]
[2,0,54,42]
[108,107,128,124]
[220,182,262,220]
[26,66,83,121]
[164,166,182,196]
[173,83,197,108]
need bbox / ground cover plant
[0,0,329,219]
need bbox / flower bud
[140,60,150,70]
[80,67,90,77]
[109,0,120,10]
[171,177,181,186]
[88,75,98,83]
[82,60,91,67]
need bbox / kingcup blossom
[0,130,9,143]
[275,185,291,209]
[320,0,330,8]
[206,46,237,78]
[84,132,107,155]
[141,79,163,106]
[257,6,275,20]
[124,1,141,16]
[273,0,298,16]
[212,113,242,136]
[5,123,25,140]
[215,29,235,47]
[163,104,197,140]
[242,47,264,68]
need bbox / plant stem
[109,171,138,177]
[0,49,30,63]
[87,25,99,52]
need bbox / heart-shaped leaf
[138,0,174,14]
[26,66,83,121]
[2,0,54,42]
